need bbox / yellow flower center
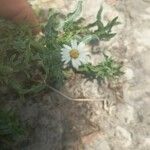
[69,49,79,59]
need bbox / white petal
[63,44,71,50]
[61,48,70,52]
[79,49,88,54]
[61,51,69,57]
[61,47,70,55]
[80,50,90,55]
[62,52,70,61]
[71,40,78,49]
[61,50,69,56]
[79,54,90,64]
[62,57,67,61]
[72,59,81,69]
[64,57,71,64]
[79,52,86,57]
[80,58,88,64]
[78,42,85,51]
[76,59,81,66]
[61,50,67,55]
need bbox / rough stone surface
[19,0,150,150]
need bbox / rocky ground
[18,0,150,149]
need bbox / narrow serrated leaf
[105,17,119,32]
[82,34,99,43]
[97,6,104,28]
[66,0,83,22]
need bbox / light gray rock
[115,126,132,147]
[98,141,111,150]
[124,67,134,81]
[116,103,135,124]
[82,132,111,150]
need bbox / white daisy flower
[61,40,90,69]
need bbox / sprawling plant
[0,1,123,96]
[0,2,123,149]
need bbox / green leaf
[44,12,59,39]
[96,6,104,29]
[79,55,123,80]
[19,84,46,95]
[82,34,99,43]
[104,16,120,32]
[93,7,120,41]
[0,64,13,76]
[0,110,25,149]
[9,79,46,95]
[66,0,83,23]
[97,33,116,40]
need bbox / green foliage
[66,0,83,23]
[79,55,123,81]
[0,110,24,150]
[94,6,120,41]
[0,1,122,96]
[43,10,65,87]
[57,1,120,44]
[0,18,64,95]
